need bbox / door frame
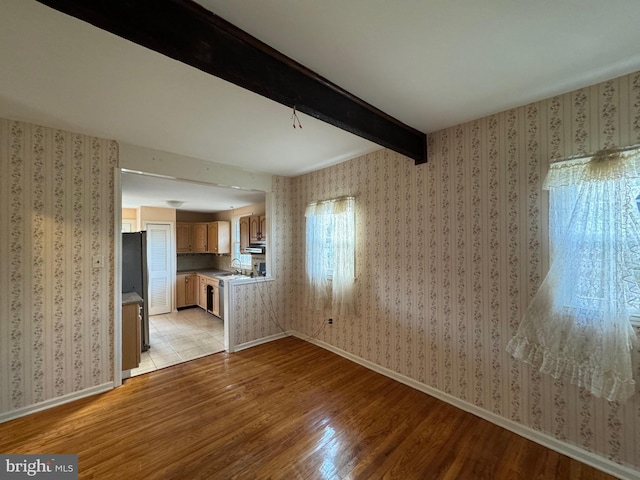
[114,167,123,387]
[114,157,272,385]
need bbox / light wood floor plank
[0,337,617,479]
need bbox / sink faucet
[230,258,242,274]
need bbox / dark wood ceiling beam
[36,0,427,164]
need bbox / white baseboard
[0,382,114,424]
[232,332,289,352]
[288,330,640,480]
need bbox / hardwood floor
[0,337,616,479]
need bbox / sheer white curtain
[507,150,640,402]
[305,197,355,316]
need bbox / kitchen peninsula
[176,269,259,321]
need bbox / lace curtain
[507,150,640,402]
[305,197,355,316]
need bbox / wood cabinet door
[122,303,141,370]
[198,276,208,309]
[185,274,197,305]
[208,222,219,253]
[249,216,261,243]
[217,221,230,254]
[211,283,220,317]
[176,223,192,253]
[208,221,230,254]
[176,274,187,308]
[239,216,250,253]
[259,215,267,243]
[192,223,208,252]
[249,215,266,244]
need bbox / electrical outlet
[93,254,104,268]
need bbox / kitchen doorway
[119,167,268,376]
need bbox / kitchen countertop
[177,268,226,276]
[176,269,250,281]
[122,291,143,305]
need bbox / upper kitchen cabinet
[192,223,209,253]
[260,216,267,244]
[249,215,267,245]
[177,220,230,254]
[239,216,250,253]
[208,221,230,254]
[176,223,192,253]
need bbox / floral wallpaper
[0,119,116,415]
[274,71,640,472]
[232,177,294,346]
[2,68,640,475]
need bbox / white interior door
[146,223,172,315]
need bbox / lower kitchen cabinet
[197,274,220,317]
[210,281,220,317]
[122,301,141,371]
[198,276,208,310]
[177,273,198,308]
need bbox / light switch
[93,254,104,268]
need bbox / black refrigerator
[122,231,150,351]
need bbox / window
[507,149,640,402]
[632,192,640,318]
[305,197,355,316]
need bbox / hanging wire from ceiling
[291,105,302,129]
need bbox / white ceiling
[197,0,640,134]
[121,172,265,213]
[3,0,640,211]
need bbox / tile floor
[131,307,225,376]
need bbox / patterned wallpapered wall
[284,71,640,471]
[0,119,117,414]
[3,69,635,468]
[232,178,294,346]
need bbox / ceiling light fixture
[165,200,184,208]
